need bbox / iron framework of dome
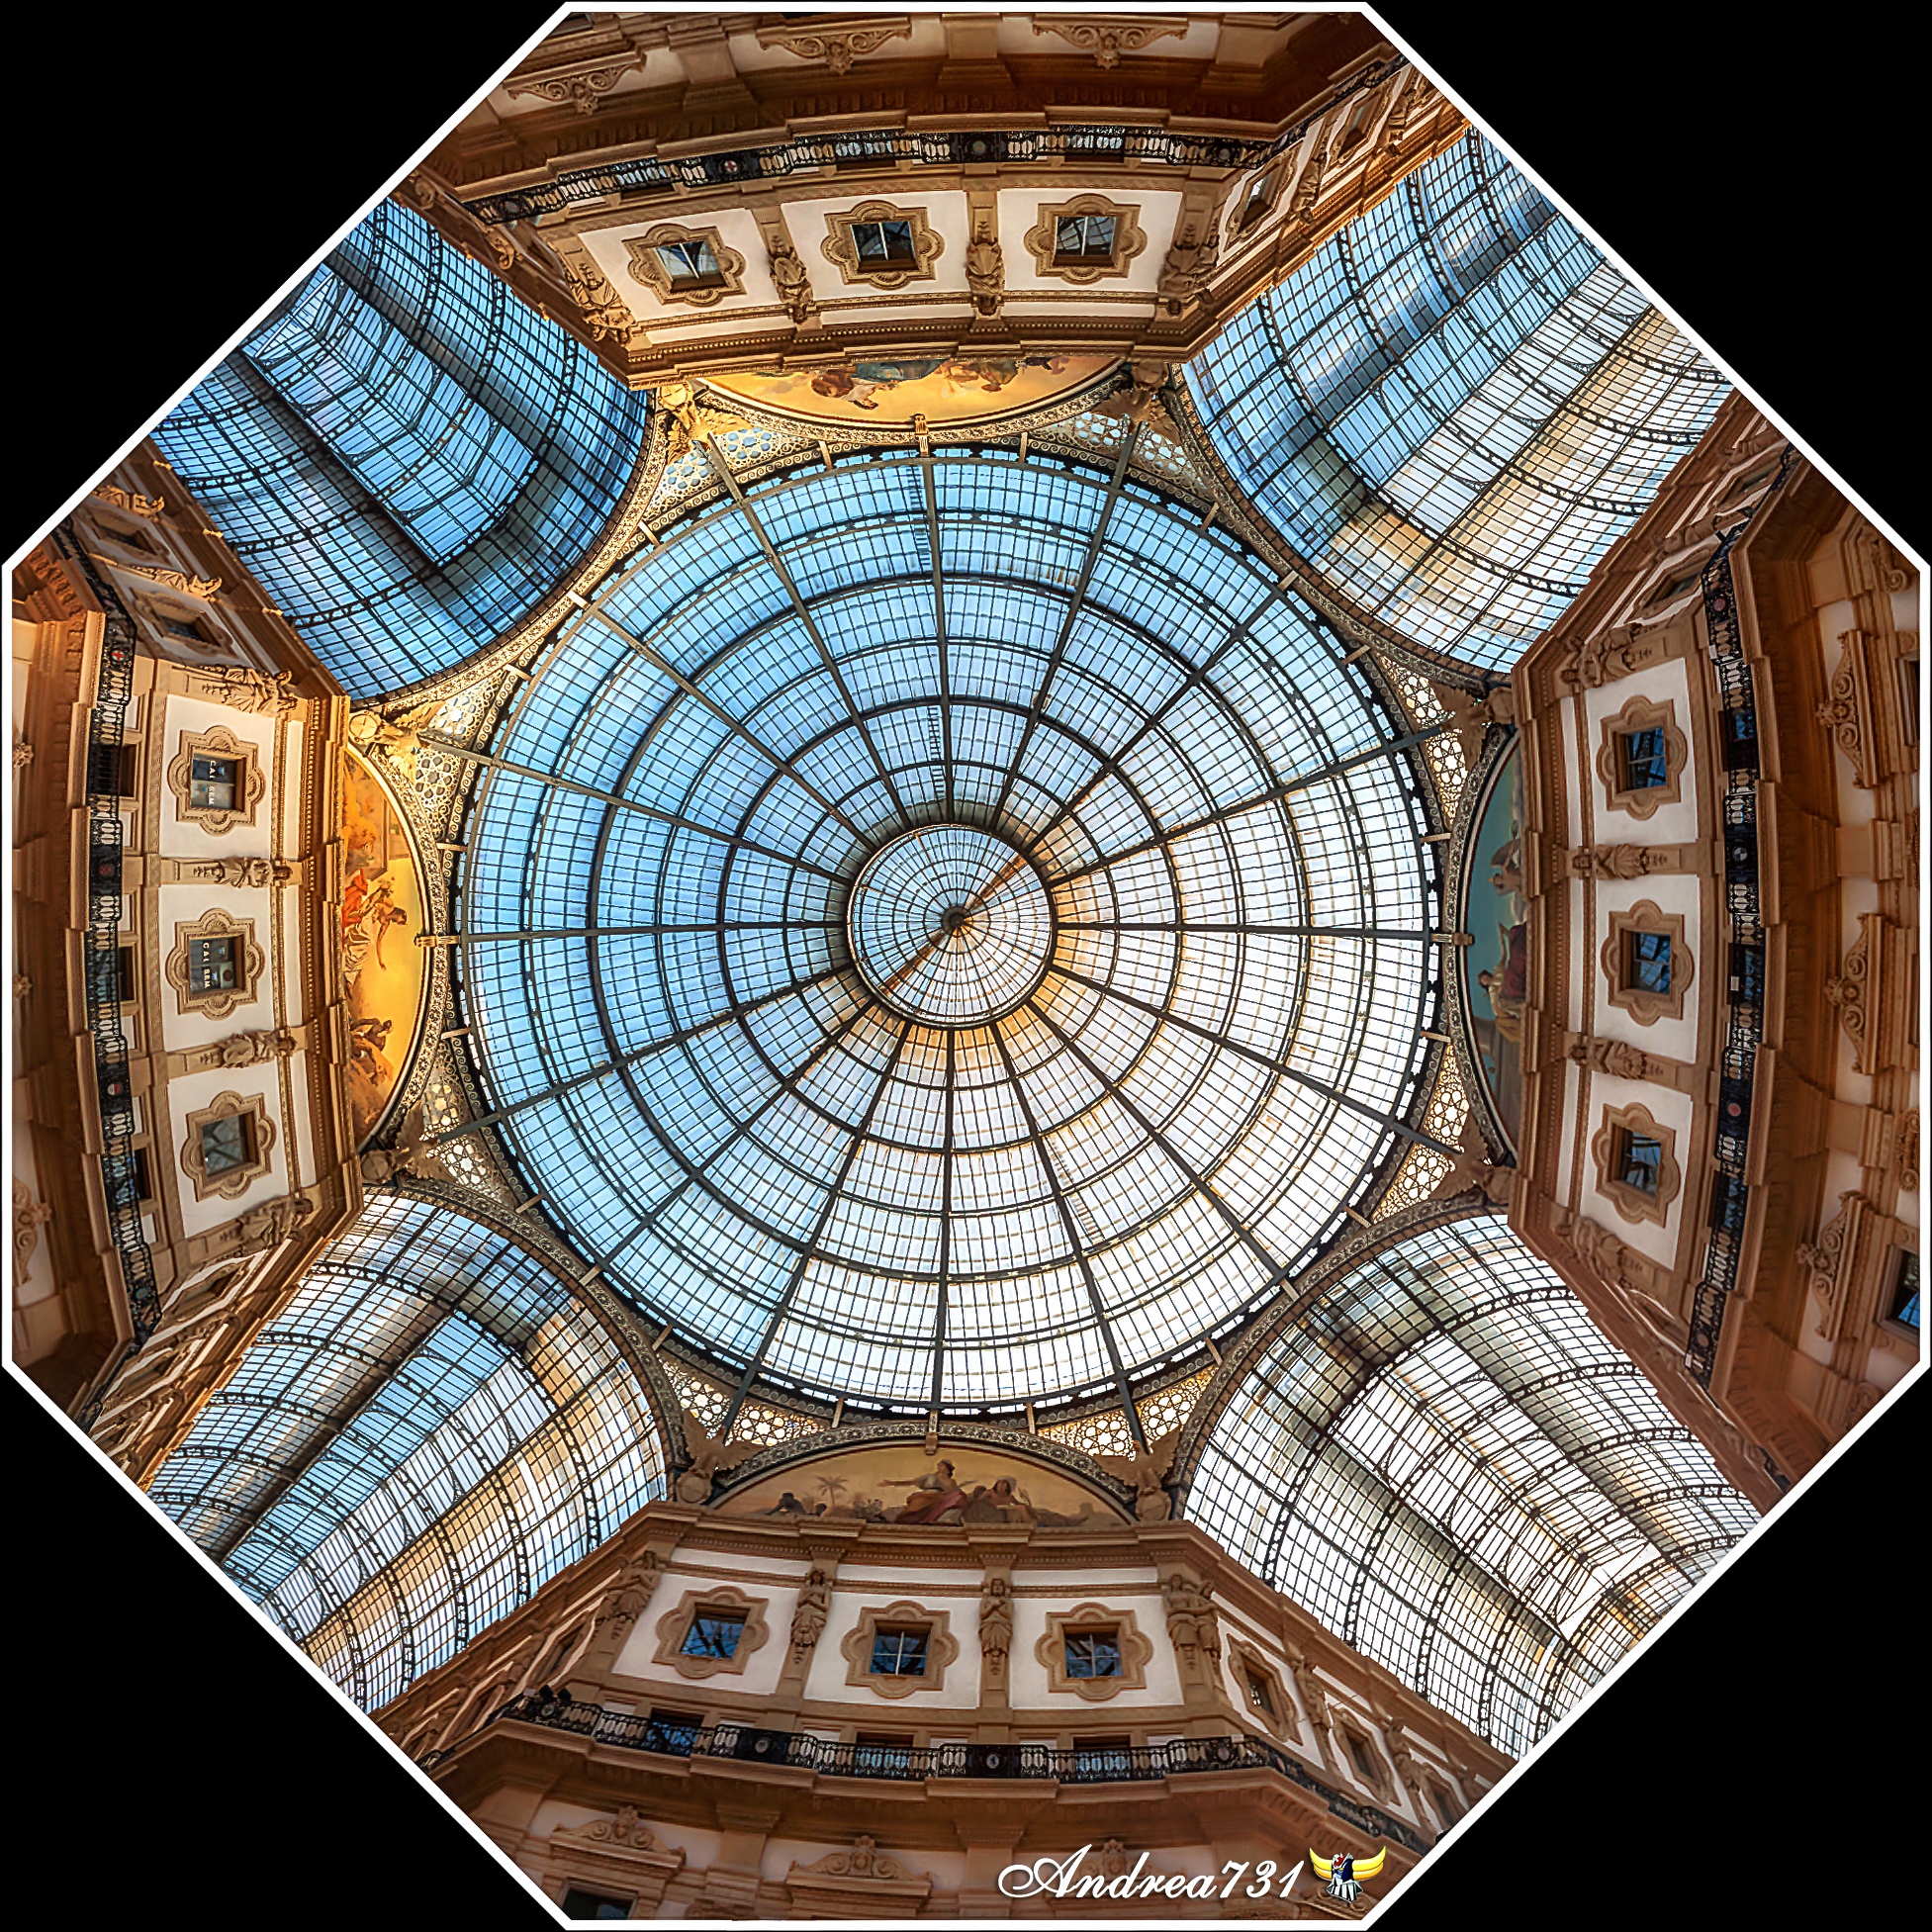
[130,120,1772,1739]
[456,447,1443,1421]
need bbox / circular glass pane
[848,825,1054,1026]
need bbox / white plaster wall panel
[1559,691,1586,846]
[276,715,305,863]
[1567,874,1590,1033]
[808,300,978,330]
[1583,658,1700,847]
[154,695,278,858]
[154,883,276,1052]
[583,208,782,325]
[1592,874,1701,1064]
[996,187,1181,293]
[1575,1070,1692,1265]
[1010,1563,1156,1592]
[1553,1053,1580,1201]
[830,1563,983,1592]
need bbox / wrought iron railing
[1681,446,1797,1478]
[460,60,1403,224]
[54,528,163,1360]
[437,1692,1426,1851]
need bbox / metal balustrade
[432,1691,1427,1852]
[460,62,1403,224]
[1682,446,1798,1482]
[54,529,163,1375]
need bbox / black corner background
[10,8,1921,1928]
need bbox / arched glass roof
[150,201,647,698]
[1185,1216,1758,1754]
[456,448,1440,1418]
[1190,135,1727,669]
[149,1194,665,1708]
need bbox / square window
[199,1113,254,1176]
[189,754,238,811]
[682,1610,746,1660]
[1063,1629,1121,1679]
[1346,1730,1378,1782]
[1430,1782,1462,1828]
[1054,214,1117,263]
[1239,174,1275,231]
[188,937,238,992]
[870,1626,929,1677]
[1615,1130,1664,1195]
[1618,728,1669,790]
[655,237,722,290]
[560,1890,633,1921]
[1624,930,1672,996]
[1244,1669,1275,1716]
[852,219,915,266]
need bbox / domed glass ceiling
[457,449,1440,1416]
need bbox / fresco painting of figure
[708,353,1119,427]
[340,749,427,1147]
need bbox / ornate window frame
[180,1089,277,1202]
[1226,1636,1297,1743]
[1602,900,1693,1026]
[1596,694,1687,820]
[166,723,264,836]
[165,909,265,1022]
[1592,1101,1682,1226]
[839,1601,961,1700]
[1334,1712,1399,1806]
[820,200,943,290]
[1034,1603,1152,1702]
[651,1586,771,1681]
[623,224,747,309]
[1021,195,1148,285]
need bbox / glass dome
[457,449,1440,1418]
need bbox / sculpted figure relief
[978,1575,1013,1674]
[214,1026,298,1068]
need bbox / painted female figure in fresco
[886,1460,972,1524]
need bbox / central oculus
[846,824,1055,1027]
